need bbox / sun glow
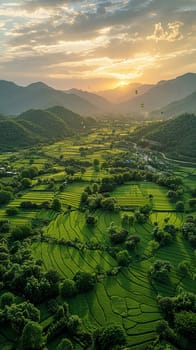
[117,80,130,88]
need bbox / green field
[0,125,195,350]
[112,182,174,210]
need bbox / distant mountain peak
[0,80,19,88]
[178,72,196,78]
[27,81,51,89]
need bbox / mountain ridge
[1,72,196,118]
[0,81,99,116]
[150,90,196,119]
[0,106,95,150]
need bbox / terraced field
[8,191,54,207]
[112,183,147,208]
[32,211,162,349]
[1,130,195,350]
[31,207,195,349]
[58,183,87,208]
[112,182,174,210]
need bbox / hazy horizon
[0,0,196,91]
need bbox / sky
[0,0,196,91]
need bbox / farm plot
[112,182,174,211]
[31,239,162,349]
[31,242,117,279]
[44,209,121,244]
[8,191,54,207]
[39,171,65,182]
[58,182,87,208]
[69,264,161,348]
[43,142,82,160]
[81,167,109,181]
[0,207,37,226]
[139,182,174,211]
[112,183,147,208]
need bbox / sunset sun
[117,80,130,88]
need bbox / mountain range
[0,81,100,117]
[150,90,196,119]
[119,73,196,114]
[0,72,196,118]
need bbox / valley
[0,121,195,350]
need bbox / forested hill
[134,114,196,161]
[0,106,95,150]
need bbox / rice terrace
[0,119,195,350]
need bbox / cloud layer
[0,0,195,89]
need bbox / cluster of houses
[0,166,17,177]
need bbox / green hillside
[0,107,94,150]
[135,114,196,160]
[0,119,35,148]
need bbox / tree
[174,311,196,340]
[65,166,76,176]
[93,159,100,172]
[155,320,176,342]
[6,301,40,333]
[189,198,196,208]
[21,178,32,189]
[57,338,73,350]
[11,225,32,240]
[0,190,12,205]
[95,324,126,350]
[0,292,14,308]
[101,197,116,211]
[60,279,76,298]
[74,271,96,293]
[6,207,18,216]
[178,260,191,276]
[121,214,129,226]
[86,215,97,225]
[153,228,173,246]
[158,297,174,321]
[149,260,172,282]
[0,219,9,233]
[45,269,60,285]
[21,166,39,179]
[167,190,178,201]
[110,228,128,244]
[54,305,65,320]
[92,183,99,193]
[51,198,61,211]
[116,250,130,267]
[156,320,171,338]
[147,240,160,255]
[176,201,184,212]
[21,321,43,349]
[125,235,140,250]
[80,191,88,204]
[67,315,81,334]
